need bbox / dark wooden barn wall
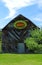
[2,15,38,53]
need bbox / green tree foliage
[24,38,38,52]
[24,29,42,53]
[0,31,2,41]
[31,29,42,44]
[0,31,2,52]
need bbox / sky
[0,0,42,29]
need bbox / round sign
[16,22,25,27]
[14,20,27,29]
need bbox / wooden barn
[2,14,38,53]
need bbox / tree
[0,31,2,41]
[24,29,42,53]
[24,37,38,53]
[0,31,2,52]
[30,29,42,44]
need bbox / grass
[0,54,42,65]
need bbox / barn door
[17,43,25,53]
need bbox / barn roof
[2,14,39,30]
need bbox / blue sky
[0,0,42,29]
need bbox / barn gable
[2,14,39,30]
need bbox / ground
[0,54,42,65]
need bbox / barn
[2,14,38,53]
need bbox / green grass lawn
[0,41,42,65]
[0,54,42,65]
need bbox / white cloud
[2,0,35,19]
[33,14,42,22]
[37,0,42,8]
[1,0,42,20]
[32,13,42,27]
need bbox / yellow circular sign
[14,20,27,29]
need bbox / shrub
[24,38,38,53]
[24,29,42,53]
